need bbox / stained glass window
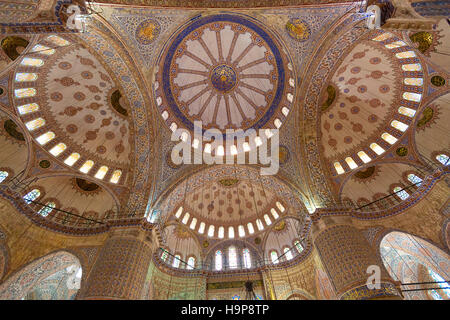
[20,57,44,67]
[31,44,55,55]
[110,170,122,184]
[232,295,241,300]
[247,222,254,234]
[428,269,450,299]
[49,143,66,157]
[270,208,279,220]
[264,214,272,225]
[345,157,358,170]
[64,153,80,166]
[215,250,223,270]
[395,51,416,59]
[243,248,251,269]
[228,246,238,269]
[294,240,303,253]
[270,251,279,264]
[15,73,38,82]
[370,143,385,155]
[161,249,168,261]
[401,64,422,72]
[161,110,169,120]
[284,247,293,260]
[190,218,198,230]
[182,212,190,224]
[256,219,264,231]
[255,295,263,300]
[372,32,393,41]
[218,226,224,238]
[276,201,285,212]
[15,88,36,98]
[228,226,235,238]
[334,162,345,174]
[286,93,293,103]
[38,202,55,217]
[198,222,205,234]
[407,174,422,186]
[47,35,70,46]
[436,154,449,166]
[274,118,282,128]
[238,225,245,237]
[79,160,94,174]
[381,132,398,144]
[398,106,416,117]
[403,92,422,102]
[25,118,45,131]
[17,103,39,115]
[186,257,195,270]
[94,166,108,180]
[36,131,55,145]
[357,151,371,163]
[393,186,409,200]
[385,40,406,49]
[207,225,215,237]
[403,78,423,86]
[282,107,290,117]
[173,255,181,268]
[391,120,408,132]
[23,189,40,204]
[175,206,183,218]
[0,171,8,183]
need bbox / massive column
[311,215,402,300]
[80,226,154,300]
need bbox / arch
[0,251,82,300]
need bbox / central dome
[155,14,294,133]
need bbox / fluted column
[312,215,402,300]
[81,226,153,300]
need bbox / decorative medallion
[286,18,311,41]
[3,120,24,141]
[218,178,239,187]
[409,32,433,54]
[321,85,336,112]
[75,178,100,192]
[254,237,261,245]
[135,19,161,45]
[39,160,51,168]
[396,147,408,157]
[202,240,209,248]
[274,220,286,231]
[430,75,445,87]
[417,107,434,128]
[210,65,237,93]
[354,166,376,179]
[174,225,191,239]
[109,89,128,116]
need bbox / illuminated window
[274,118,282,128]
[215,250,223,270]
[228,246,238,269]
[391,120,408,132]
[208,225,215,237]
[276,201,285,212]
[228,226,235,239]
[0,171,8,183]
[47,35,70,46]
[175,207,183,219]
[436,154,449,166]
[403,92,422,102]
[110,170,122,184]
[372,32,393,41]
[334,162,345,174]
[170,122,177,132]
[243,248,251,269]
[428,269,450,299]
[161,110,169,120]
[407,173,422,186]
[395,51,416,59]
[357,151,371,163]
[370,143,385,155]
[94,166,108,180]
[398,107,416,117]
[270,251,278,264]
[294,240,303,253]
[289,78,295,87]
[270,208,279,220]
[36,131,55,145]
[15,73,38,82]
[25,118,45,131]
[282,107,289,117]
[232,295,241,300]
[64,153,80,166]
[238,225,245,237]
[38,202,55,217]
[79,160,94,174]
[173,254,181,268]
[190,218,198,230]
[264,214,272,225]
[401,64,422,72]
[218,226,224,238]
[247,222,254,234]
[198,222,205,234]
[23,189,40,204]
[256,219,264,231]
[186,257,196,270]
[381,132,398,144]
[161,249,168,262]
[49,143,66,156]
[31,44,55,55]
[403,78,423,86]
[385,40,406,49]
[286,93,294,103]
[284,247,293,260]
[345,157,358,169]
[181,212,190,224]
[393,186,409,200]
[20,57,44,67]
[17,103,39,115]
[15,88,36,98]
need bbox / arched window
[208,225,215,237]
[276,201,285,212]
[110,170,122,184]
[218,226,224,238]
[31,44,55,55]
[94,166,108,180]
[228,246,238,269]
[370,143,385,155]
[407,174,422,186]
[198,222,205,234]
[47,35,70,46]
[428,269,450,300]
[247,222,254,234]
[393,186,409,200]
[334,161,345,174]
[161,249,168,262]
[264,214,272,226]
[0,171,8,183]
[345,157,358,169]
[36,131,55,145]
[243,248,251,269]
[17,103,39,115]
[238,225,245,237]
[190,218,197,230]
[186,256,196,270]
[23,189,40,204]
[256,219,264,231]
[181,212,190,224]
[64,153,80,166]
[283,247,293,260]
[391,120,408,132]
[436,154,449,166]
[49,143,66,157]
[228,226,234,239]
[79,160,94,174]
[270,251,278,264]
[215,250,223,270]
[381,132,397,145]
[15,73,38,82]
[25,118,45,131]
[398,106,416,117]
[175,206,183,218]
[357,151,371,163]
[294,240,303,254]
[38,202,55,217]
[270,208,279,219]
[173,254,181,268]
[15,88,37,98]
[20,57,43,67]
